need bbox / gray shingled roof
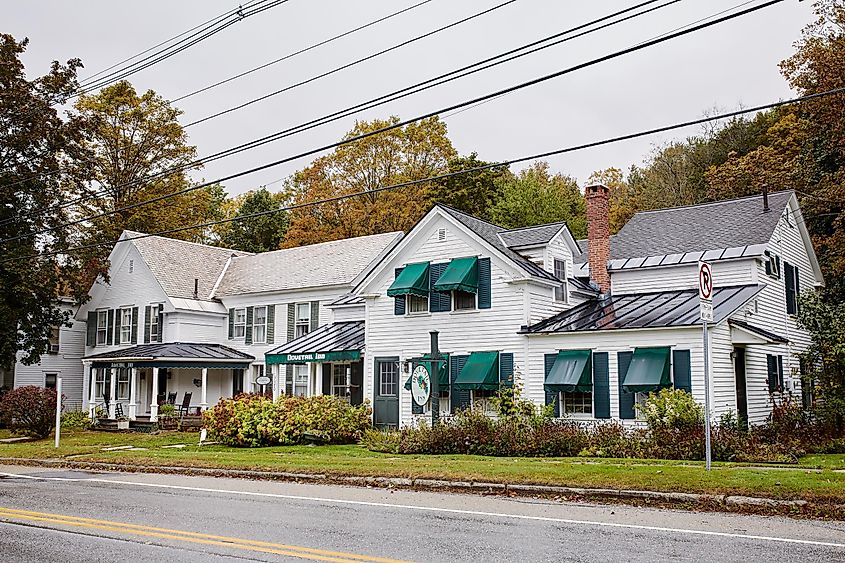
[126,231,249,301]
[437,205,558,282]
[610,191,793,260]
[215,232,403,296]
[499,222,566,248]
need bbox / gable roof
[436,205,558,282]
[498,222,567,248]
[214,231,403,296]
[610,191,793,260]
[125,231,250,302]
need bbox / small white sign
[411,365,431,407]
[255,375,271,386]
[700,301,714,322]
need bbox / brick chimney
[585,184,611,295]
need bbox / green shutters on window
[144,306,151,344]
[478,257,491,309]
[499,353,514,386]
[228,308,235,339]
[429,262,451,313]
[106,309,114,345]
[449,355,470,412]
[86,312,97,347]
[245,306,254,345]
[593,352,610,419]
[130,307,138,344]
[310,301,319,330]
[618,351,635,420]
[767,354,782,393]
[543,353,560,418]
[673,349,692,393]
[267,305,275,344]
[393,268,406,315]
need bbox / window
[149,304,160,342]
[295,303,311,338]
[95,370,106,399]
[119,308,132,344]
[48,326,60,353]
[764,251,781,279]
[332,364,350,401]
[233,308,246,338]
[232,368,244,395]
[453,291,476,311]
[253,306,267,344]
[407,294,429,314]
[378,361,398,396]
[634,392,649,418]
[96,311,108,345]
[253,364,267,394]
[293,364,309,396]
[471,389,496,414]
[785,262,800,315]
[562,392,592,415]
[45,373,57,389]
[554,259,568,303]
[116,368,130,400]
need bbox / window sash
[562,392,593,414]
[119,308,132,344]
[554,259,568,302]
[379,362,398,396]
[45,373,57,389]
[116,368,130,400]
[49,326,60,347]
[453,290,476,310]
[96,311,108,345]
[149,305,160,339]
[296,303,310,322]
[293,365,308,396]
[253,306,267,343]
[95,371,106,399]
[407,294,429,313]
[233,308,246,338]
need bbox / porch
[83,342,255,422]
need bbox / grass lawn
[1,430,844,503]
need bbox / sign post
[698,262,713,471]
[54,377,62,449]
[429,331,444,427]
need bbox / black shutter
[449,355,470,412]
[144,305,151,344]
[130,307,138,344]
[766,354,779,393]
[310,301,319,330]
[86,312,97,347]
[499,353,514,386]
[245,306,253,345]
[777,355,784,390]
[673,349,692,393]
[267,305,275,344]
[593,352,610,419]
[618,351,635,419]
[228,308,235,339]
[785,262,797,315]
[394,268,406,315]
[794,265,801,313]
[157,309,164,342]
[322,364,331,395]
[543,353,560,417]
[106,309,114,345]
[287,304,295,341]
[477,257,491,309]
[285,365,293,395]
[429,262,450,313]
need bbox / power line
[10,63,838,266]
[171,0,434,104]
[183,0,517,128]
[76,0,290,95]
[3,0,677,225]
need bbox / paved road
[0,464,843,562]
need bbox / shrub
[158,404,176,418]
[638,388,704,432]
[0,386,58,438]
[203,394,372,447]
[361,428,401,454]
[61,410,91,431]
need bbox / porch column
[128,367,138,420]
[88,365,97,419]
[272,364,280,401]
[200,367,208,411]
[150,367,160,422]
[247,365,255,394]
[108,367,117,419]
[280,364,287,397]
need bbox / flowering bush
[203,393,372,447]
[0,386,58,438]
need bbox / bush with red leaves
[0,386,58,438]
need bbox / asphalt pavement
[0,464,842,562]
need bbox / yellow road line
[0,507,410,563]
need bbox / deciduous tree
[216,188,290,253]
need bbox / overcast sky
[6,0,814,197]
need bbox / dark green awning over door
[545,350,592,393]
[452,351,499,391]
[432,256,478,294]
[622,347,672,393]
[387,262,430,297]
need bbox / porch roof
[85,342,254,369]
[265,321,365,364]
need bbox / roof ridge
[502,220,567,233]
[435,203,506,232]
[232,230,403,260]
[632,190,794,216]
[125,230,252,255]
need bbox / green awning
[622,347,672,393]
[387,262,430,297]
[432,256,478,294]
[545,350,592,393]
[453,351,499,391]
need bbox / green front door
[373,358,400,429]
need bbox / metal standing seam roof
[84,342,255,362]
[728,319,789,343]
[521,285,765,334]
[266,321,365,356]
[329,293,366,306]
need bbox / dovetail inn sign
[265,351,362,365]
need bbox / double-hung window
[253,306,267,344]
[95,370,106,399]
[116,368,130,400]
[554,259,568,303]
[295,303,311,338]
[96,311,108,345]
[119,308,132,344]
[293,364,309,396]
[233,308,246,338]
[378,361,399,396]
[562,392,592,415]
[149,304,160,342]
[453,291,476,311]
[48,326,60,353]
[45,373,58,389]
[407,294,428,313]
[332,364,350,401]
